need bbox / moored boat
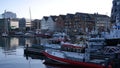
[49,32,70,44]
[1,32,8,37]
[61,42,86,53]
[42,49,112,68]
[104,13,120,46]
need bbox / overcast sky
[0,0,113,19]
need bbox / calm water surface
[1,37,119,68]
[0,37,56,68]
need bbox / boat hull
[42,51,107,68]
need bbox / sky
[0,0,113,19]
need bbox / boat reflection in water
[0,37,85,68]
[0,37,46,68]
[24,51,79,68]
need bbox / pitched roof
[50,16,58,22]
[43,16,48,21]
[59,15,66,20]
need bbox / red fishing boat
[42,49,112,68]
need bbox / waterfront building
[0,18,19,34]
[19,18,26,32]
[41,16,48,30]
[0,18,10,34]
[26,19,32,31]
[31,19,41,30]
[19,18,32,31]
[55,15,66,32]
[0,14,2,19]
[74,12,95,35]
[10,18,19,29]
[40,12,110,36]
[46,16,57,32]
[2,11,17,19]
[94,14,110,33]
[41,16,57,32]
[111,0,120,23]
[64,13,110,35]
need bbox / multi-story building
[0,18,10,34]
[64,13,95,35]
[41,16,48,30]
[64,13,75,35]
[2,11,17,19]
[41,16,57,32]
[25,19,32,31]
[0,18,19,34]
[111,0,120,23]
[74,13,95,35]
[19,18,26,32]
[46,16,57,32]
[56,15,66,32]
[63,13,110,35]
[94,14,110,33]
[40,13,110,36]
[31,19,41,30]
[10,18,19,29]
[0,15,2,19]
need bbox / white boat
[104,13,120,46]
[49,32,70,44]
[43,44,61,49]
[87,37,105,52]
[42,49,112,68]
[61,42,86,53]
[24,33,34,37]
[1,32,8,37]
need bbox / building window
[114,2,117,6]
[117,1,120,5]
[114,8,117,12]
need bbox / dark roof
[50,16,58,22]
[66,13,74,19]
[43,16,48,21]
[92,13,109,18]
[59,15,66,20]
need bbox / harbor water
[0,37,120,68]
[0,37,65,68]
[0,37,46,68]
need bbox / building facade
[19,18,26,32]
[31,19,41,30]
[111,0,120,23]
[41,16,57,32]
[63,13,110,35]
[95,14,110,33]
[2,11,17,19]
[56,15,66,32]
[41,16,48,30]
[46,16,57,32]
[10,18,19,29]
[40,13,110,36]
[0,18,10,34]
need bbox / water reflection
[0,37,78,68]
[0,37,47,68]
